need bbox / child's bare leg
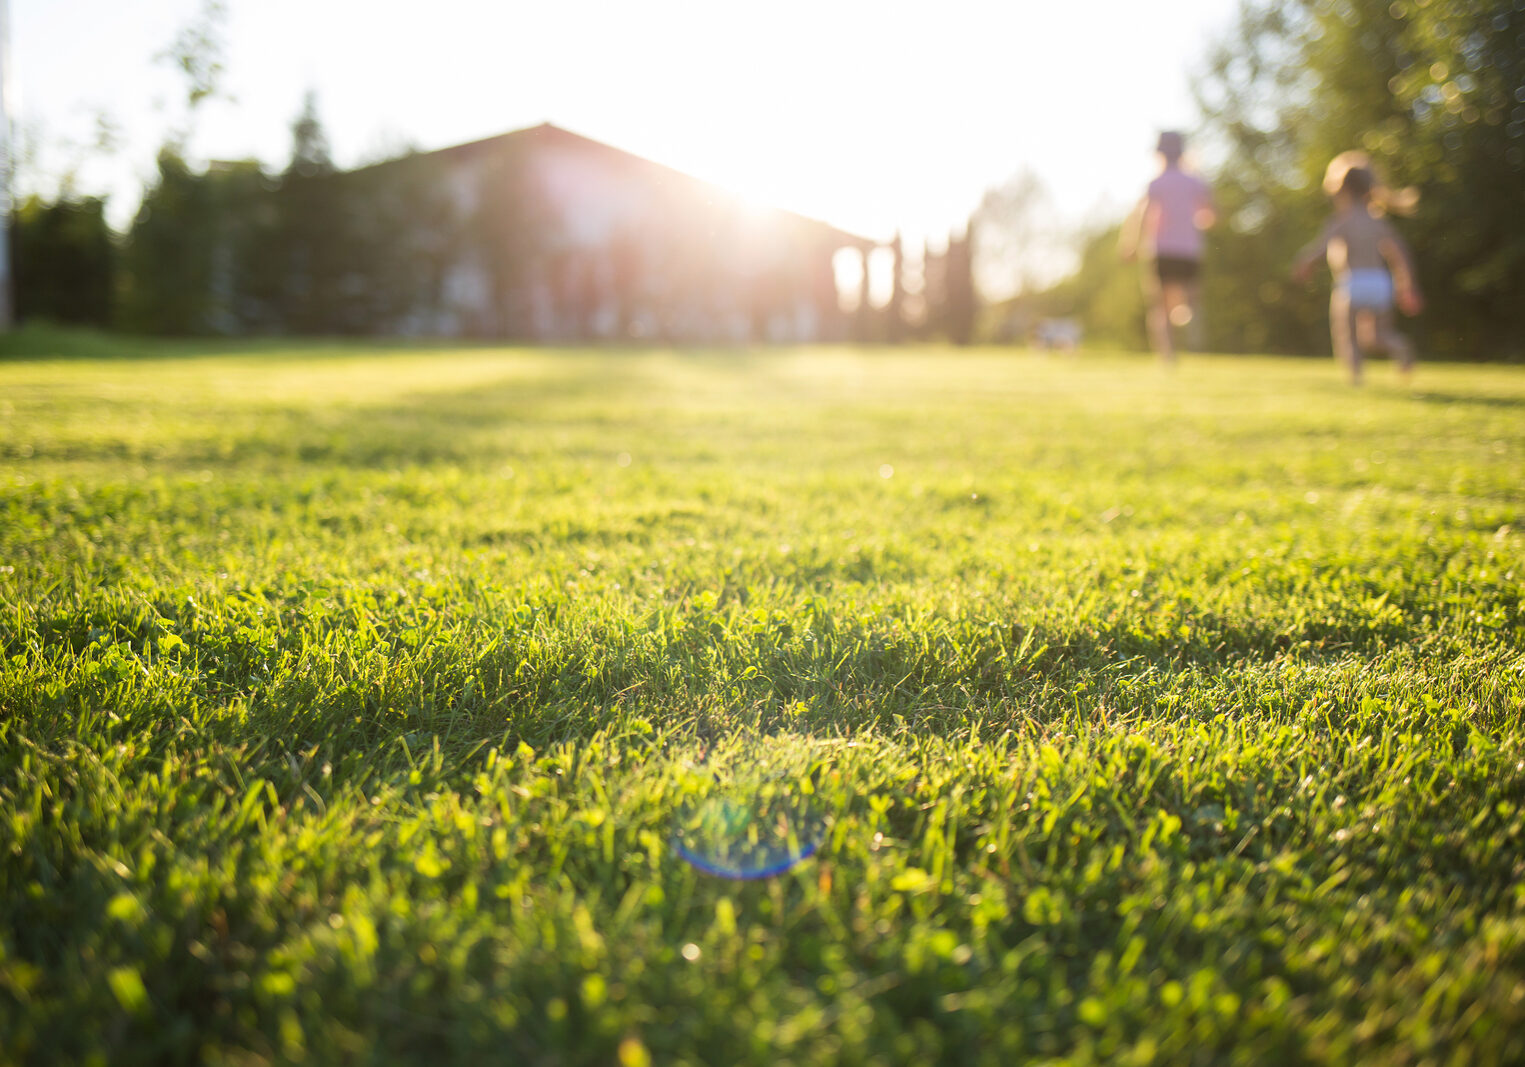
[1163,282,1191,360]
[1144,273,1175,364]
[1374,310,1415,384]
[1355,310,1379,354]
[1330,290,1358,384]
[1181,279,1205,352]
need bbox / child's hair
[1156,131,1185,163]
[1339,166,1375,201]
[1322,149,1418,216]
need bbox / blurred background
[6,0,1523,358]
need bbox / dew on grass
[671,737,829,881]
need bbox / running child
[1119,131,1217,365]
[1292,152,1423,386]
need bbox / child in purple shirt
[1119,131,1217,365]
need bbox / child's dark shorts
[1154,256,1200,284]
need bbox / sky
[11,0,1237,258]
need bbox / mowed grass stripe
[2,342,1523,1064]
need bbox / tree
[118,151,286,335]
[1027,223,1147,351]
[118,149,218,333]
[886,231,905,341]
[115,0,240,334]
[970,169,1068,304]
[277,94,346,332]
[943,225,977,345]
[286,92,334,179]
[13,195,115,327]
[156,0,230,152]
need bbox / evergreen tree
[886,231,905,341]
[943,226,977,345]
[278,93,346,333]
[916,240,939,341]
[286,91,334,179]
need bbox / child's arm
[1379,226,1423,315]
[1118,195,1148,262]
[1291,221,1332,283]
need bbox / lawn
[2,335,1523,1065]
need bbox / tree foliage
[115,97,467,336]
[1041,225,1149,351]
[118,149,220,334]
[13,195,115,327]
[923,228,977,345]
[970,170,1071,304]
[155,0,230,151]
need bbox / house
[350,123,879,343]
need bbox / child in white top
[1119,131,1217,364]
[1293,151,1423,386]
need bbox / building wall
[419,131,861,344]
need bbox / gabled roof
[378,122,875,250]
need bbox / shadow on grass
[1409,389,1525,410]
[9,583,1450,759]
[0,323,570,363]
[4,338,784,468]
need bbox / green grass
[2,338,1523,1065]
